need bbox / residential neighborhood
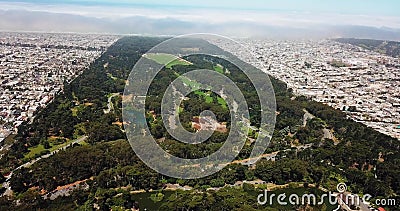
[0,32,119,142]
[214,39,400,140]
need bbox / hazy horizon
[1,0,400,40]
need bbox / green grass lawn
[144,53,191,68]
[217,96,227,109]
[166,59,191,68]
[214,64,224,74]
[23,137,84,160]
[194,90,205,97]
[205,95,213,103]
[179,76,201,91]
[24,144,46,159]
[194,90,213,103]
[193,90,227,107]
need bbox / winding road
[1,136,88,197]
[104,93,119,114]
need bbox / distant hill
[3,10,400,40]
[335,38,400,58]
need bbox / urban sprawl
[1,32,399,142]
[214,39,400,140]
[0,32,119,142]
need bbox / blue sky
[1,0,400,16]
[1,0,400,37]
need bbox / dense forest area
[0,36,399,211]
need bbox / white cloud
[1,1,400,28]
[1,2,400,41]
